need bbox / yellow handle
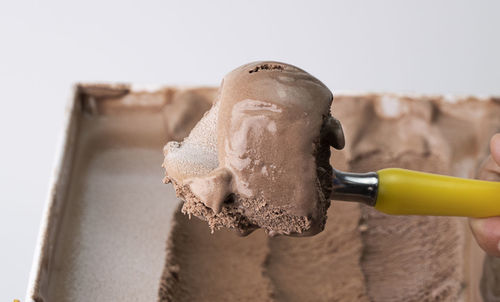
[375,168,500,217]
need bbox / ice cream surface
[159,89,500,302]
[163,61,344,236]
[161,62,500,301]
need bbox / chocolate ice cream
[163,61,344,236]
[159,91,500,302]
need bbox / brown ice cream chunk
[163,61,344,236]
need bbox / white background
[1,0,500,300]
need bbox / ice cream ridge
[163,61,345,236]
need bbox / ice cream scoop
[163,60,500,237]
[332,167,500,217]
[164,61,342,236]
